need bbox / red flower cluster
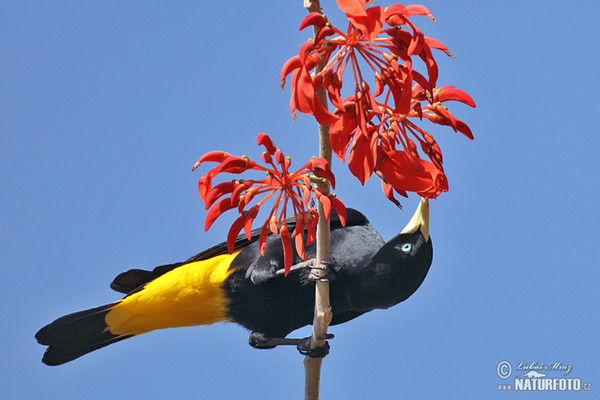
[281,1,475,204]
[193,133,345,274]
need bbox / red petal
[301,42,320,71]
[337,0,367,16]
[387,65,414,115]
[408,31,424,57]
[227,215,246,253]
[238,186,260,212]
[360,81,381,113]
[418,45,438,88]
[302,175,311,187]
[424,113,474,140]
[412,71,432,96]
[257,133,277,155]
[205,198,235,231]
[425,37,453,58]
[381,179,402,207]
[314,26,335,43]
[274,149,285,165]
[299,12,327,31]
[261,152,273,164]
[280,56,302,89]
[437,106,458,130]
[231,180,254,206]
[303,186,311,204]
[347,133,376,185]
[318,193,332,222]
[396,188,409,197]
[244,206,259,240]
[197,173,213,201]
[455,118,474,140]
[298,41,317,66]
[373,70,385,97]
[435,86,476,107]
[216,156,258,175]
[295,68,316,114]
[243,217,254,240]
[385,4,408,20]
[289,70,300,116]
[417,168,448,198]
[311,93,339,126]
[295,234,306,261]
[269,214,279,234]
[329,195,347,226]
[329,108,358,162]
[405,5,435,21]
[192,151,232,171]
[279,225,293,276]
[204,181,236,209]
[307,157,336,189]
[305,216,317,246]
[413,102,424,119]
[378,151,429,189]
[291,213,305,238]
[348,6,385,43]
[258,223,269,256]
[323,71,344,110]
[377,150,448,198]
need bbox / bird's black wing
[109,228,261,294]
[110,208,367,294]
[229,208,379,285]
[185,208,367,264]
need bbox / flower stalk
[303,2,331,400]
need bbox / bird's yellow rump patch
[105,251,241,336]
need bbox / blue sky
[2,1,598,398]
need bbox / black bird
[36,198,433,366]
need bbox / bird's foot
[249,332,308,349]
[274,258,336,282]
[307,259,336,282]
[248,332,334,358]
[296,333,334,358]
[249,332,278,349]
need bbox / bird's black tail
[35,304,132,366]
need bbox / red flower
[329,83,474,203]
[281,3,475,206]
[193,133,346,275]
[412,84,476,139]
[281,3,444,124]
[377,148,448,199]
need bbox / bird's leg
[248,331,334,358]
[274,258,314,276]
[248,332,305,349]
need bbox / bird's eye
[401,243,412,253]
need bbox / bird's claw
[274,258,336,282]
[248,332,277,349]
[307,259,336,282]
[297,333,335,358]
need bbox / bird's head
[383,197,432,269]
[364,197,433,308]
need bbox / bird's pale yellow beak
[400,197,429,241]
